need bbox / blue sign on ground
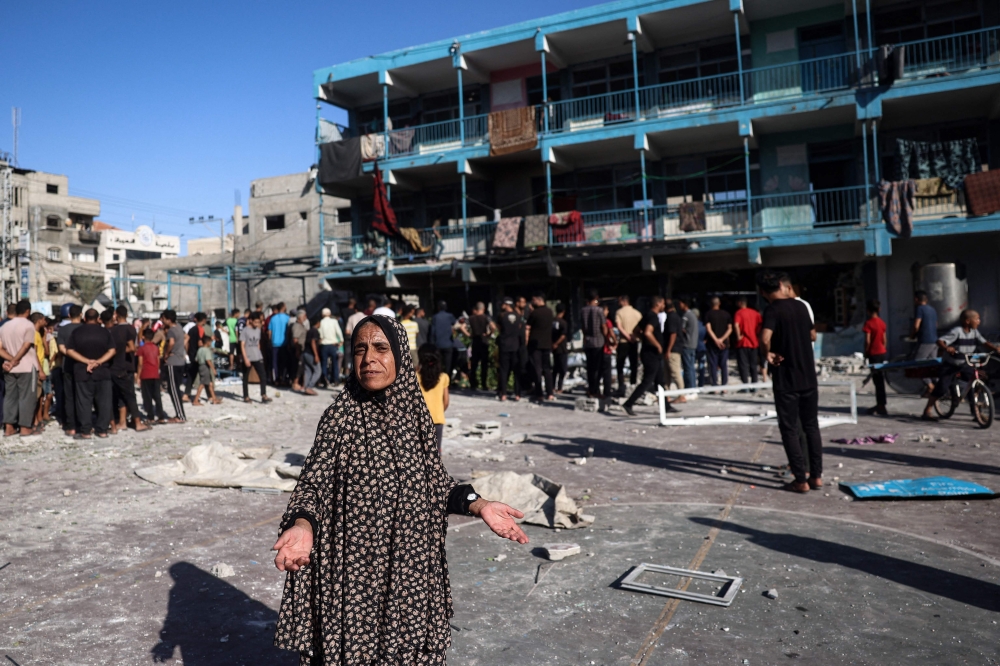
[842,476,996,499]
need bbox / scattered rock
[543,543,581,561]
[62,489,72,497]
[220,635,229,643]
[837,463,843,468]
[719,467,728,475]
[574,398,599,412]
[468,421,502,441]
[765,589,779,599]
[154,571,162,578]
[502,433,527,445]
[713,569,727,577]
[493,554,507,562]
[722,627,730,632]
[211,563,235,579]
[572,457,587,466]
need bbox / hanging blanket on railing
[549,211,584,243]
[879,180,915,238]
[399,227,432,253]
[963,170,1000,217]
[678,202,706,232]
[523,214,549,247]
[895,138,980,189]
[389,129,415,156]
[492,217,522,250]
[914,177,954,198]
[360,133,386,161]
[489,107,537,156]
[372,163,399,237]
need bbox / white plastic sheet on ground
[135,442,301,491]
[471,471,594,529]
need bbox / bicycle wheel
[934,385,960,419]
[970,382,995,429]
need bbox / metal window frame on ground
[619,563,743,607]
[656,381,857,427]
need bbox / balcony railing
[750,186,876,232]
[386,114,488,158]
[360,27,999,163]
[898,26,1000,79]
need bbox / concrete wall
[749,5,845,69]
[246,172,350,253]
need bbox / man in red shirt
[733,296,763,391]
[862,299,889,415]
[136,328,174,423]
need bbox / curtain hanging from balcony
[488,107,537,156]
[879,179,915,238]
[318,137,363,186]
[895,138,980,189]
[371,163,399,237]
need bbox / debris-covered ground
[1,376,998,665]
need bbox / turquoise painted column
[452,45,465,146]
[744,137,752,231]
[850,0,862,72]
[540,50,549,134]
[629,32,640,120]
[871,119,880,183]
[461,171,468,257]
[545,159,554,245]
[862,120,871,225]
[734,13,745,104]
[316,101,326,266]
[640,148,649,239]
[383,81,389,156]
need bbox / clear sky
[2,0,603,252]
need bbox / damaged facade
[310,0,1000,355]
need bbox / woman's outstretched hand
[472,500,529,544]
[273,518,314,572]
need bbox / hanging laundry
[523,214,549,247]
[549,211,584,243]
[895,137,980,189]
[913,177,954,198]
[388,128,415,156]
[489,107,537,156]
[371,163,399,237]
[318,137,363,186]
[492,217,522,250]
[963,170,1000,217]
[678,201,706,232]
[879,179,915,238]
[399,227,431,253]
[360,133,386,161]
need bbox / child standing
[862,300,889,416]
[193,336,222,405]
[137,328,172,423]
[416,344,449,451]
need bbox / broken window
[265,215,285,231]
[47,247,61,261]
[46,183,59,194]
[299,211,308,221]
[46,215,61,229]
[47,281,61,294]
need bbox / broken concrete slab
[575,397,599,412]
[542,543,581,561]
[471,471,594,529]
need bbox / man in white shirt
[318,308,344,385]
[373,298,396,318]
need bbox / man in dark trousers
[110,306,149,432]
[704,296,733,387]
[580,290,605,399]
[623,296,667,416]
[468,302,494,391]
[525,293,555,402]
[494,298,522,401]
[429,301,457,378]
[64,308,116,439]
[56,304,83,434]
[758,270,820,494]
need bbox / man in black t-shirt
[110,306,149,432]
[495,299,523,401]
[703,297,733,387]
[623,296,673,416]
[525,293,555,401]
[56,304,84,434]
[468,302,494,391]
[758,271,819,493]
[552,304,570,393]
[65,308,116,438]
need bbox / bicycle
[933,352,995,429]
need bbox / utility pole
[1,161,12,314]
[11,107,20,167]
[188,214,226,253]
[31,205,40,303]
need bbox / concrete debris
[468,449,505,462]
[154,571,162,578]
[502,433,527,445]
[719,467,728,475]
[636,392,658,407]
[917,434,933,442]
[723,627,730,632]
[939,437,949,442]
[62,489,72,497]
[765,589,779,599]
[220,635,229,643]
[542,543,581,561]
[212,414,248,423]
[575,397,600,412]
[134,442,300,491]
[472,471,595,529]
[491,554,507,562]
[211,563,235,579]
[713,569,727,577]
[468,421,502,441]
[572,457,587,465]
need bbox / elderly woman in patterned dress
[272,315,528,665]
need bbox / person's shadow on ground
[690,518,1000,612]
[151,562,297,665]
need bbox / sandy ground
[1,374,998,665]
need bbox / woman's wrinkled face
[354,322,397,392]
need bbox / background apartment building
[311,0,1000,356]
